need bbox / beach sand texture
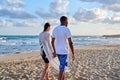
[0,44,120,80]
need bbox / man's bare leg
[62,72,65,80]
[58,71,65,80]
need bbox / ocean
[0,35,120,55]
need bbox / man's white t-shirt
[52,25,72,55]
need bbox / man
[51,16,75,80]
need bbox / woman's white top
[39,32,69,72]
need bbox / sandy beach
[0,44,120,80]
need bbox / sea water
[0,35,120,55]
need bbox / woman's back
[39,32,50,46]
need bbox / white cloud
[73,8,107,23]
[80,0,120,12]
[36,0,120,25]
[103,4,120,12]
[36,8,55,19]
[0,19,41,27]
[6,0,25,8]
[0,0,40,28]
[0,19,14,27]
[68,17,77,25]
[76,0,120,24]
[15,20,41,27]
[0,8,36,19]
[100,13,120,24]
[50,0,69,16]
[0,0,36,19]
[79,0,120,5]
[112,13,120,21]
[36,0,69,25]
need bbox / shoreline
[0,44,120,63]
[1,43,120,56]
[0,50,40,56]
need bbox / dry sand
[0,44,120,80]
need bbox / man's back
[51,16,75,80]
[52,25,71,54]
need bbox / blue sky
[0,0,120,35]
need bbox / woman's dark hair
[43,22,50,32]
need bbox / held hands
[72,54,75,61]
[52,52,56,58]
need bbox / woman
[39,22,69,80]
[39,22,53,80]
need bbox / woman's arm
[46,34,56,57]
[51,37,56,57]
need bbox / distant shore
[0,44,120,80]
[103,34,120,38]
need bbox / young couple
[39,16,75,80]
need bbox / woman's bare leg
[40,63,49,80]
[45,67,51,80]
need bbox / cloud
[112,13,120,21]
[0,19,41,27]
[36,0,120,25]
[6,0,25,8]
[73,8,120,24]
[36,0,69,24]
[75,0,120,24]
[36,8,55,19]
[50,0,69,16]
[15,20,41,27]
[68,17,77,25]
[37,0,120,25]
[103,13,120,24]
[79,0,120,12]
[73,8,106,23]
[0,0,36,19]
[0,8,36,19]
[0,19,14,27]
[103,4,120,12]
[79,0,120,5]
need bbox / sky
[0,0,120,35]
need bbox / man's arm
[51,37,56,57]
[68,38,75,61]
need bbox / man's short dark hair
[60,16,67,23]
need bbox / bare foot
[46,78,52,80]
